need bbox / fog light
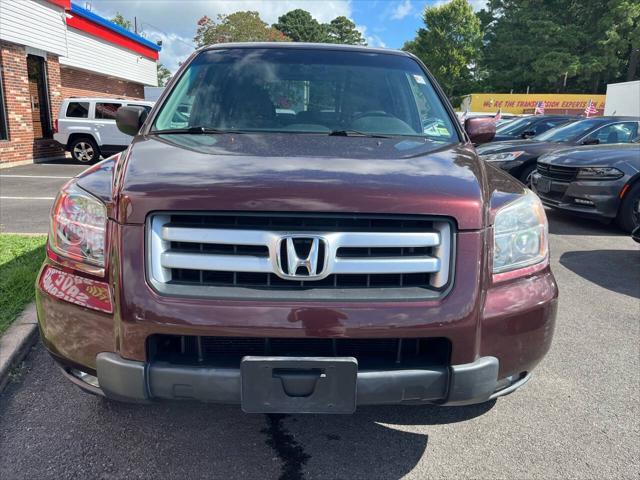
[70,368,100,388]
[573,198,594,206]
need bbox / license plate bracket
[241,356,358,414]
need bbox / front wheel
[616,183,640,233]
[70,137,99,163]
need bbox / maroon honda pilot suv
[36,44,557,413]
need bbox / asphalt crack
[262,414,310,480]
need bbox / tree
[273,10,365,45]
[157,63,171,87]
[479,0,640,93]
[274,9,326,42]
[325,16,366,45]
[111,12,133,31]
[403,0,482,96]
[194,12,289,47]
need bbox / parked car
[532,142,640,232]
[54,97,155,163]
[492,115,575,142]
[37,43,557,413]
[477,117,640,185]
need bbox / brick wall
[0,40,64,164]
[60,67,144,99]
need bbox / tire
[519,163,536,188]
[616,182,640,233]
[69,136,100,163]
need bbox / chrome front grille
[147,213,454,300]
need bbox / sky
[85,0,488,73]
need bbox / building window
[95,103,122,120]
[0,69,8,140]
[66,102,90,118]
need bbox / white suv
[54,97,154,163]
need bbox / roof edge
[69,3,161,52]
[197,42,408,56]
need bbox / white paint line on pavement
[0,196,55,200]
[0,175,72,179]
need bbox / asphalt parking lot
[0,161,639,479]
[0,160,87,234]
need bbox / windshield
[152,48,458,142]
[495,117,535,135]
[534,119,602,142]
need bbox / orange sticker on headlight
[39,266,113,313]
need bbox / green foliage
[478,0,640,93]
[273,9,327,42]
[402,0,639,94]
[274,10,366,45]
[157,63,172,87]
[0,235,46,334]
[194,11,290,46]
[110,12,133,31]
[325,16,366,45]
[403,0,482,96]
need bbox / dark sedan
[477,117,640,185]
[492,115,575,142]
[531,142,640,231]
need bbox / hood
[476,139,566,157]
[539,143,640,168]
[114,133,492,230]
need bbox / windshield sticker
[413,75,427,85]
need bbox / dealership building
[0,0,161,164]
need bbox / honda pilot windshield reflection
[152,48,457,142]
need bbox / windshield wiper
[150,126,236,135]
[328,129,391,138]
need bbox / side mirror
[521,130,536,139]
[116,106,148,136]
[465,117,496,144]
[581,138,599,146]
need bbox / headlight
[493,192,548,273]
[481,151,525,162]
[576,167,624,180]
[49,182,107,271]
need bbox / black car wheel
[617,182,640,233]
[519,164,536,188]
[70,137,99,163]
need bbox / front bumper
[531,172,624,219]
[37,223,557,411]
[57,352,530,408]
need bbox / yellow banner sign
[462,93,606,115]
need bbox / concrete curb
[0,303,39,392]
